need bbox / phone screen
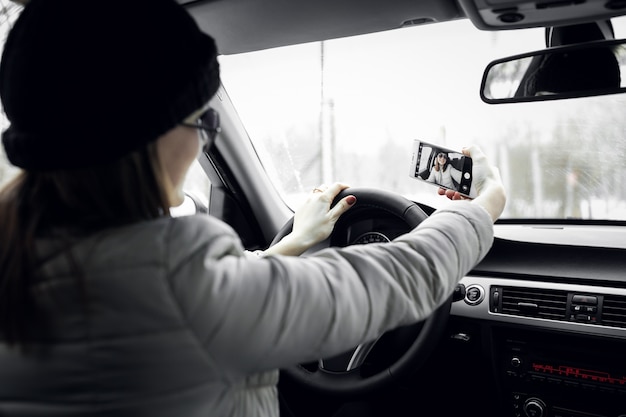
[408,139,476,198]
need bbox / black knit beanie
[0,0,220,170]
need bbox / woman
[0,0,506,416]
[426,152,463,190]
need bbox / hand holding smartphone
[408,139,477,198]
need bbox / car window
[219,17,626,221]
[171,159,211,216]
[0,1,20,187]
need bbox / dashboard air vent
[500,286,568,320]
[602,296,626,328]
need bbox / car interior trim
[452,276,626,339]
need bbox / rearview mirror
[481,39,626,104]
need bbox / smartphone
[408,139,477,198]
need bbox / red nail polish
[347,196,356,205]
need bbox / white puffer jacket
[0,201,493,416]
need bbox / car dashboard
[451,224,626,417]
[318,208,626,417]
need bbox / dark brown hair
[0,142,170,346]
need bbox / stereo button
[523,397,546,417]
[572,295,597,305]
[546,377,561,385]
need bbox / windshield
[219,17,626,221]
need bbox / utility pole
[319,41,335,184]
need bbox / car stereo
[494,328,626,417]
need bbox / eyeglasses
[437,153,447,158]
[180,107,221,153]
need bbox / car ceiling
[180,0,626,55]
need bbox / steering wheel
[271,187,452,397]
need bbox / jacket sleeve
[165,201,493,377]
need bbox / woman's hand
[438,145,506,222]
[261,182,356,257]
